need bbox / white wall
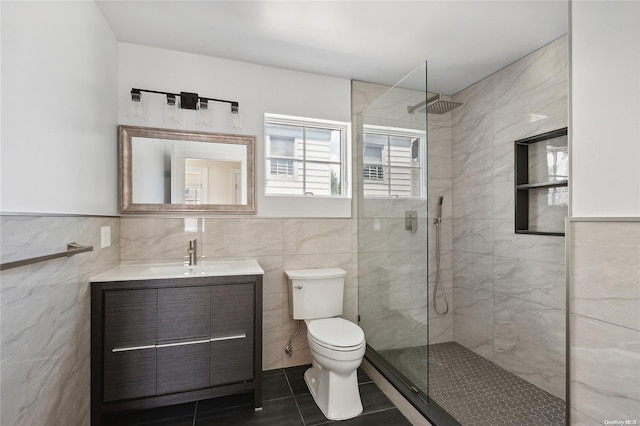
[118,43,352,217]
[1,1,119,216]
[571,1,640,217]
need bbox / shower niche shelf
[515,127,568,236]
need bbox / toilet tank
[285,268,347,320]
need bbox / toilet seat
[307,318,365,351]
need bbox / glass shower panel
[357,63,430,397]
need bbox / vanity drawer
[104,289,156,349]
[158,286,211,342]
[103,348,156,402]
[157,341,210,395]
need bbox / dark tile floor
[101,365,411,426]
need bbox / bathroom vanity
[90,261,263,425]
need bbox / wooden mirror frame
[119,125,256,215]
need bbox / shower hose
[433,217,449,315]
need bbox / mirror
[119,125,255,214]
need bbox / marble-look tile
[452,112,493,155]
[360,198,418,220]
[453,284,494,325]
[452,76,493,126]
[263,330,284,370]
[572,221,640,331]
[494,219,565,263]
[203,218,282,257]
[571,314,640,423]
[78,216,120,277]
[452,184,493,219]
[361,314,412,351]
[492,88,567,148]
[0,256,78,307]
[494,256,565,310]
[493,180,514,220]
[428,159,453,189]
[0,279,80,425]
[452,146,493,188]
[494,294,565,355]
[263,293,283,332]
[363,279,413,319]
[343,287,358,323]
[494,330,566,399]
[570,409,602,426]
[359,251,412,288]
[453,218,493,254]
[428,125,453,159]
[492,36,568,110]
[254,255,284,295]
[453,318,494,361]
[283,218,352,255]
[492,142,514,184]
[1,279,78,366]
[358,218,411,253]
[453,251,494,288]
[428,313,454,345]
[0,216,79,263]
[121,217,202,261]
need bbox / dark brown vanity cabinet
[91,275,262,425]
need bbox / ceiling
[96,1,568,95]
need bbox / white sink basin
[91,260,264,282]
[140,263,230,277]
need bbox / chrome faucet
[187,239,197,266]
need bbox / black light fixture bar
[130,88,239,111]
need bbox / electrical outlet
[101,226,111,248]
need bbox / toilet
[285,268,366,421]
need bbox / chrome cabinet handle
[111,333,247,352]
[111,344,156,353]
[295,284,303,289]
[156,339,210,349]
[210,333,247,342]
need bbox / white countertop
[91,259,264,282]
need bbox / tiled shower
[355,36,569,425]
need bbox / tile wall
[119,217,358,371]
[570,220,640,424]
[0,215,120,425]
[451,35,568,399]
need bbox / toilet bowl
[284,268,366,421]
[304,317,366,420]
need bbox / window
[362,126,425,198]
[265,114,349,197]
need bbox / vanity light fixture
[127,89,145,120]
[129,88,240,128]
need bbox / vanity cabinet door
[210,283,254,386]
[103,289,157,402]
[156,286,211,394]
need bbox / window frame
[264,113,350,198]
[362,125,426,199]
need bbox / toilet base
[304,362,363,421]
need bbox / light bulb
[197,99,212,128]
[163,94,182,124]
[127,91,145,120]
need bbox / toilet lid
[307,318,365,348]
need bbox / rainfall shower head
[407,94,463,115]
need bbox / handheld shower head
[437,195,444,219]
